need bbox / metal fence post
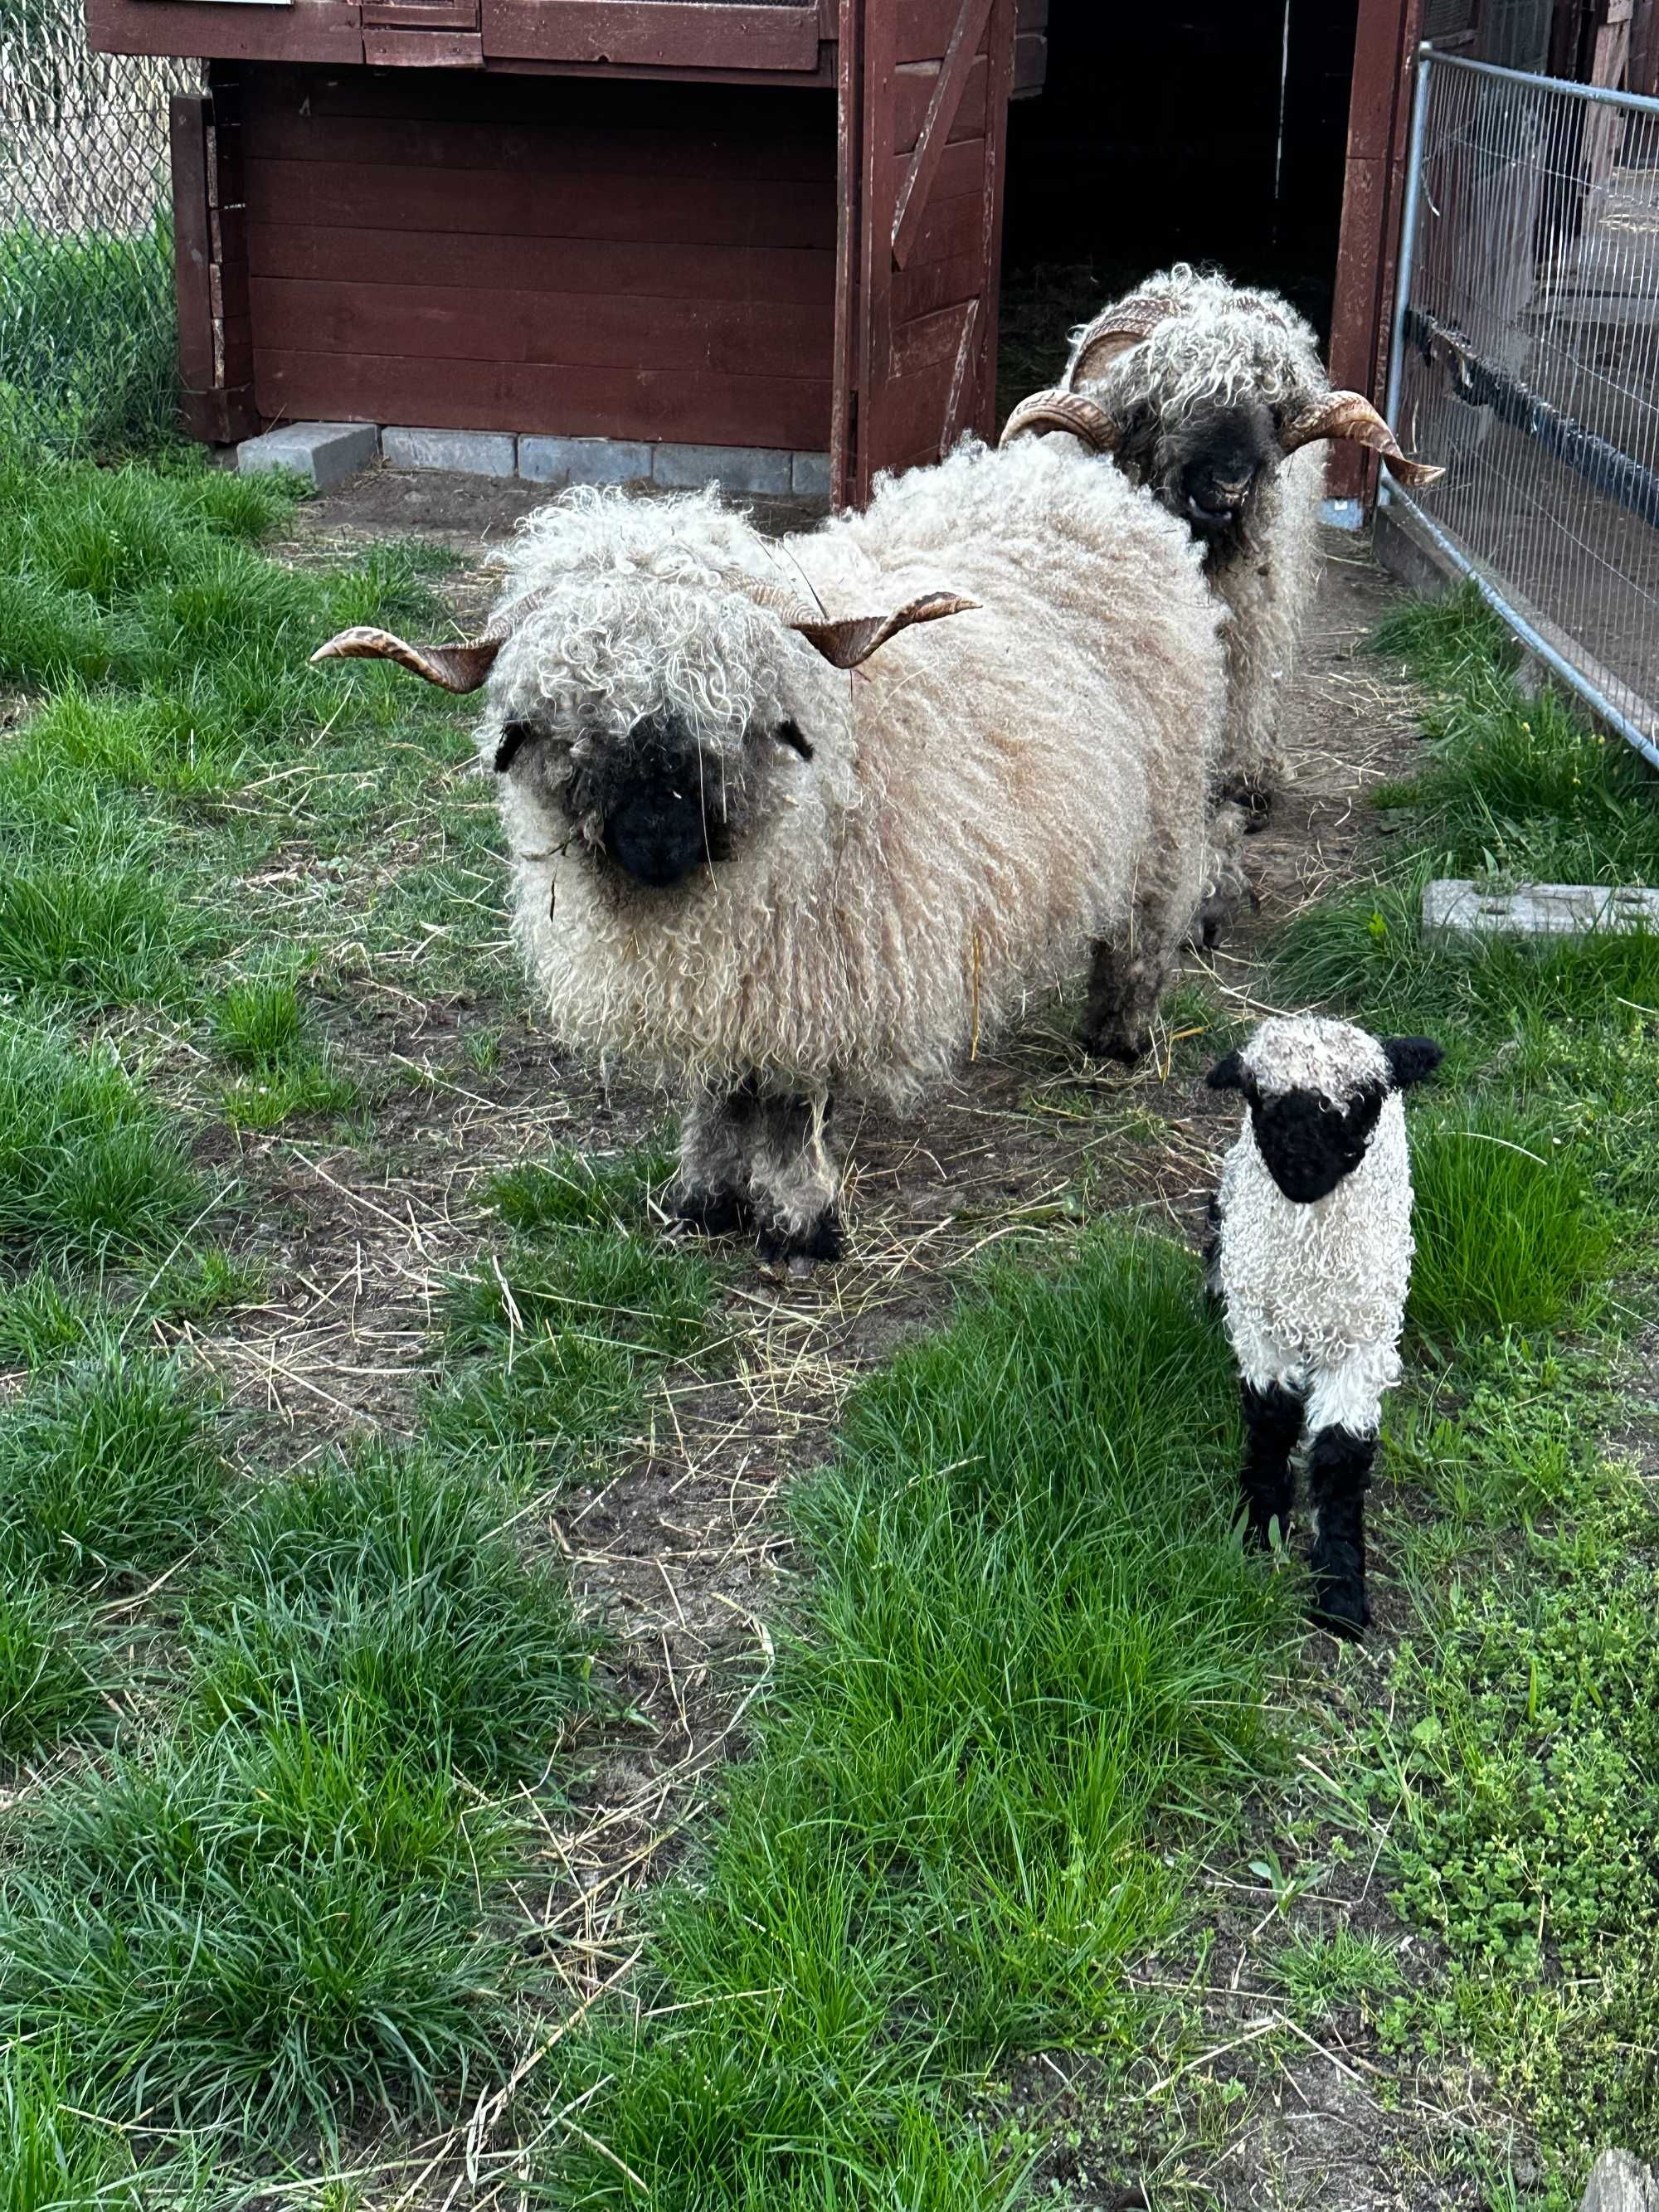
[1384,43,1433,447]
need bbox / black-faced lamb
[1204,1015,1443,1636]
[1002,264,1443,829]
[313,434,1228,1270]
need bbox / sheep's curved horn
[791,591,980,670]
[1278,391,1446,488]
[310,625,508,693]
[735,574,822,627]
[1066,296,1179,386]
[999,390,1122,455]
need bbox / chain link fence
[0,0,197,457]
[1386,48,1659,765]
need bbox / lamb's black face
[1159,396,1279,553]
[1247,1082,1385,1203]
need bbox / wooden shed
[86,0,1048,506]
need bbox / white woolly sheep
[1204,1014,1443,1636]
[313,434,1228,1270]
[1002,264,1444,834]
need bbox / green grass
[0,1582,111,1762]
[430,1208,715,1480]
[538,1227,1291,2205]
[0,219,179,462]
[0,1266,112,1373]
[0,1716,523,2141]
[0,2039,147,2212]
[486,1140,674,1233]
[0,1018,205,1269]
[1371,591,1659,884]
[1407,1102,1616,1339]
[0,1350,226,1587]
[1266,1927,1402,2022]
[188,1444,601,1783]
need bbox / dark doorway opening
[998,0,1363,399]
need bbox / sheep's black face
[1156,397,1279,556]
[557,712,733,891]
[1248,1082,1385,1204]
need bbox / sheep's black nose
[604,786,723,889]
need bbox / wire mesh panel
[0,0,197,456]
[1389,50,1659,761]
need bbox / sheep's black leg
[746,1091,844,1272]
[1305,1424,1376,1638]
[669,1086,755,1237]
[1238,1378,1303,1549]
[1201,1194,1224,1300]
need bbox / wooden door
[836,0,1015,504]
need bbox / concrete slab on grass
[1424,877,1659,943]
[237,421,378,489]
[382,427,518,478]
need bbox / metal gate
[1385,45,1659,763]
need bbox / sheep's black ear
[1380,1036,1443,1090]
[494,721,535,774]
[774,718,814,762]
[1205,1049,1246,1092]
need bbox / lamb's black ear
[1205,1049,1246,1092]
[1380,1036,1443,1090]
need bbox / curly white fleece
[1064,264,1328,803]
[1213,1018,1413,1439]
[478,438,1228,1110]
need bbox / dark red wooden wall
[236,66,838,446]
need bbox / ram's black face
[1159,397,1279,553]
[1247,1082,1385,1203]
[495,709,813,894]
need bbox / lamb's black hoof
[1311,1579,1370,1640]
[757,1208,845,1272]
[670,1184,752,1237]
[1238,787,1274,832]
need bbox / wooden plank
[897,0,988,63]
[890,295,974,377]
[481,0,820,68]
[1328,0,1423,502]
[87,0,362,64]
[891,246,981,323]
[362,0,477,27]
[362,27,482,60]
[252,348,833,444]
[170,95,216,401]
[891,132,986,211]
[242,101,834,181]
[241,156,839,247]
[970,0,1012,440]
[246,221,834,303]
[830,0,861,506]
[894,51,988,151]
[248,275,834,374]
[893,0,993,269]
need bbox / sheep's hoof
[1233,782,1275,830]
[1310,1578,1370,1640]
[1081,1025,1147,1066]
[757,1208,845,1273]
[670,1184,752,1237]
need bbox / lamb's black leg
[1238,1379,1303,1549]
[1305,1424,1376,1638]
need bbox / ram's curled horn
[790,591,980,671]
[1065,295,1179,386]
[999,389,1122,455]
[309,625,508,693]
[311,586,557,693]
[733,572,822,627]
[1277,391,1447,488]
